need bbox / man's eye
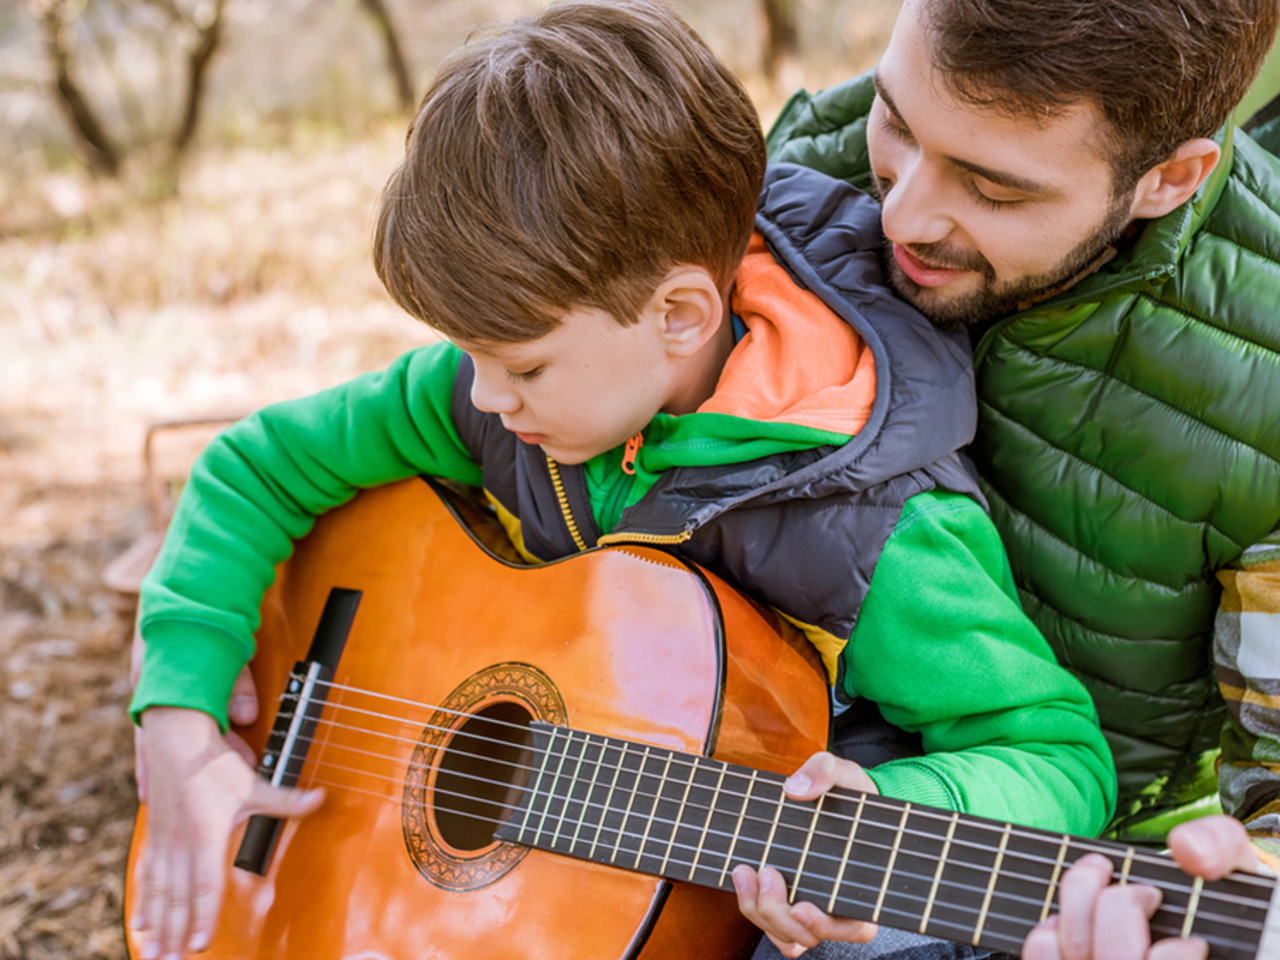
[880,113,914,142]
[967,180,1024,211]
[506,366,543,382]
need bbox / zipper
[597,529,692,547]
[544,455,588,552]
[621,432,643,475]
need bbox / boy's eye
[506,366,543,383]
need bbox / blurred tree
[26,0,227,179]
[761,0,800,82]
[359,0,414,113]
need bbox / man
[740,0,1280,957]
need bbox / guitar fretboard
[494,723,1279,959]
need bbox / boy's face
[866,0,1137,326]
[460,306,675,465]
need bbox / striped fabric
[1215,528,1280,873]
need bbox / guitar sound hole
[436,702,535,852]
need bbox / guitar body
[126,478,830,960]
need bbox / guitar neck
[495,723,1280,960]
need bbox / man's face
[460,306,672,465]
[867,0,1136,327]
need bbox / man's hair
[920,0,1280,193]
[374,0,765,342]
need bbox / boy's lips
[891,243,971,288]
[510,429,547,445]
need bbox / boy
[129,2,1115,957]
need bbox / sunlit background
[0,2,900,956]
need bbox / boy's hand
[1022,816,1261,960]
[131,706,324,959]
[732,752,880,957]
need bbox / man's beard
[879,196,1134,330]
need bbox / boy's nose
[469,368,520,416]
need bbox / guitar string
[279,758,1263,948]
[270,726,1267,936]
[288,677,1278,892]
[295,773,1025,953]
[269,694,1272,913]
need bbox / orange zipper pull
[621,432,644,476]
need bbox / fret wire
[611,745,651,865]
[873,802,912,923]
[828,794,866,914]
[568,733,602,854]
[287,705,1269,908]
[921,810,959,934]
[634,752,675,870]
[1118,846,1135,886]
[660,757,698,875]
[973,823,1012,946]
[304,757,1272,951]
[590,740,627,861]
[552,729,590,851]
[537,728,576,846]
[1040,835,1070,924]
[689,762,727,881]
[281,709,1276,924]
[719,770,759,885]
[791,795,826,906]
[520,726,559,842]
[759,783,787,870]
[314,742,1274,937]
[1182,876,1204,938]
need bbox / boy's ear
[1127,138,1221,221]
[649,266,725,357]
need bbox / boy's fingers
[228,667,259,727]
[788,900,877,945]
[187,846,223,955]
[1023,917,1062,960]
[242,782,325,821]
[1056,854,1113,960]
[782,752,876,800]
[1090,883,1161,960]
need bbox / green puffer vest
[768,72,1280,837]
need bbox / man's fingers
[1168,816,1259,880]
[228,667,259,727]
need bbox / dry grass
[0,2,899,954]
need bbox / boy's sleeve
[131,342,482,730]
[1214,530,1280,874]
[846,491,1118,836]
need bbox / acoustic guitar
[125,477,1280,960]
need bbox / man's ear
[648,266,725,358]
[1128,137,1221,220]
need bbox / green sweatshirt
[133,339,1114,837]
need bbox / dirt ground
[0,123,440,959]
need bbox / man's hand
[1022,815,1261,960]
[131,706,323,959]
[732,752,880,957]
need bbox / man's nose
[878,160,955,248]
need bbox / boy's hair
[920,0,1280,195]
[374,0,766,343]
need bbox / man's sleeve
[1214,529,1280,873]
[846,491,1118,837]
[131,342,482,730]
